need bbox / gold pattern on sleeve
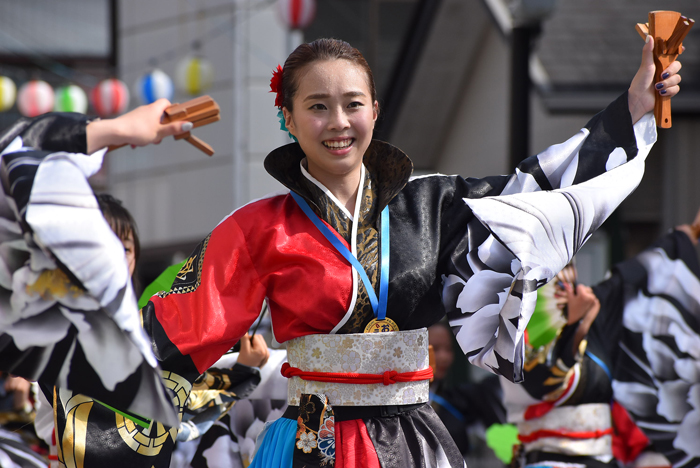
[550,364,568,378]
[193,369,232,391]
[542,367,576,401]
[26,268,83,299]
[187,389,233,411]
[158,234,210,298]
[116,371,191,457]
[53,388,63,467]
[175,256,195,281]
[524,339,553,372]
[578,339,588,358]
[59,393,95,468]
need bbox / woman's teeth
[323,139,353,149]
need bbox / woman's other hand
[86,99,192,153]
[562,282,600,326]
[4,375,31,412]
[237,333,270,368]
[628,35,683,124]
[562,282,601,356]
[675,205,700,245]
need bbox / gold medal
[364,317,400,333]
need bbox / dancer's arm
[86,99,191,153]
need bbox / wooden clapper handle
[107,95,220,155]
[637,11,694,128]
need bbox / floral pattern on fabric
[318,417,335,462]
[610,233,700,467]
[287,329,430,406]
[0,126,177,427]
[294,393,335,467]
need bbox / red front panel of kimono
[151,193,354,373]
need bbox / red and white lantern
[0,76,17,112]
[17,80,55,117]
[277,0,316,30]
[90,78,130,117]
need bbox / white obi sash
[285,328,430,406]
[518,403,613,458]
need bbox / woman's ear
[282,107,295,135]
[373,101,379,122]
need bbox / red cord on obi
[518,428,613,444]
[280,363,433,386]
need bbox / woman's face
[283,59,378,186]
[121,230,136,278]
[428,325,455,381]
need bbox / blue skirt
[249,416,296,468]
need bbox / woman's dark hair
[96,193,140,265]
[281,38,377,111]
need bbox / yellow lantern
[0,76,17,112]
[175,56,214,96]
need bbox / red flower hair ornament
[270,65,284,108]
[270,64,296,141]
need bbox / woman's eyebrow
[304,91,366,101]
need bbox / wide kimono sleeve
[606,229,700,467]
[0,113,178,426]
[141,212,267,384]
[443,92,657,383]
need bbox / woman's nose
[328,107,350,130]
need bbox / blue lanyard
[429,392,466,422]
[585,350,611,381]
[290,191,390,320]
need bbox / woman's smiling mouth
[322,138,354,150]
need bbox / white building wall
[437,27,595,179]
[437,27,510,178]
[112,0,296,248]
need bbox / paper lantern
[17,80,55,117]
[135,69,173,105]
[0,77,17,112]
[175,56,214,96]
[54,85,88,113]
[90,78,130,117]
[277,0,316,30]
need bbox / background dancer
[500,209,700,468]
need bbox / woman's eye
[348,101,363,108]
[310,103,326,110]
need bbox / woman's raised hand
[86,99,192,153]
[628,36,683,124]
[236,333,270,368]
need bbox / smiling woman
[283,59,378,212]
[0,35,685,468]
[279,40,379,213]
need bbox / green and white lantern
[54,84,88,113]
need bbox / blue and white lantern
[135,69,174,105]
